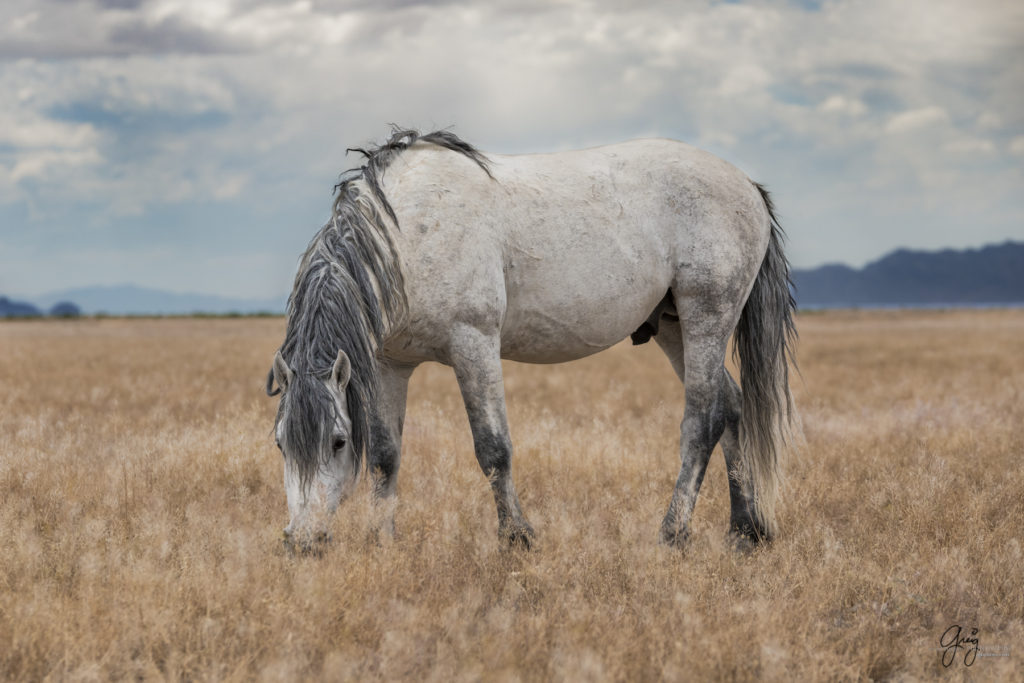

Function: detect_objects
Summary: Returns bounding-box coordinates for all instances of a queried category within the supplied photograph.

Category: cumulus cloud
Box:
[818,95,867,117]
[885,106,950,135]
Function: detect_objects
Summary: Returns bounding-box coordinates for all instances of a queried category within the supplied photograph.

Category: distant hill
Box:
[32,285,285,316]
[48,301,82,317]
[0,296,42,317]
[792,241,1024,307]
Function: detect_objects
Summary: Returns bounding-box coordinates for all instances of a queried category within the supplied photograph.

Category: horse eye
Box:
[332,437,347,452]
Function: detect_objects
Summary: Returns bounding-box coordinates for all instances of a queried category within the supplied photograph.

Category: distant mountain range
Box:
[791,241,1024,307]
[2,242,1022,317]
[0,296,49,317]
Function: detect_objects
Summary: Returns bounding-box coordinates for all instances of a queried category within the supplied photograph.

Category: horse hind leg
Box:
[719,372,771,548]
[654,300,736,548]
[656,334,762,548]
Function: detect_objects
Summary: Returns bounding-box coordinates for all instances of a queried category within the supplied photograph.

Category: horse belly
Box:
[499,237,673,363]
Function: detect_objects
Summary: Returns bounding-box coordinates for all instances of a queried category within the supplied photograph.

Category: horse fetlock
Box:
[369,518,397,546]
[495,491,534,549]
[659,500,693,548]
[368,490,398,540]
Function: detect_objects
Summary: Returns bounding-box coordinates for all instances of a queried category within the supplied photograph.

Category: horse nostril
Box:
[282,528,292,539]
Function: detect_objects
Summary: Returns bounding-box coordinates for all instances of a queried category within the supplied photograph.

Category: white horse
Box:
[268,129,797,552]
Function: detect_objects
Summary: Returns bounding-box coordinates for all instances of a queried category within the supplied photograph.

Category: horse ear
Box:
[332,349,351,389]
[271,351,293,394]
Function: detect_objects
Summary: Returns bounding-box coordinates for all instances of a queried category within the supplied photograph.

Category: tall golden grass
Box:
[1,310,1021,680]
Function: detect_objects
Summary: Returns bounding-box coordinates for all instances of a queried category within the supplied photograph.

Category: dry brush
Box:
[0,311,1021,680]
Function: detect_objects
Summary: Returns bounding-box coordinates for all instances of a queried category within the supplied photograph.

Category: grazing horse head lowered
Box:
[267,130,457,551]
[270,349,357,550]
[268,127,798,555]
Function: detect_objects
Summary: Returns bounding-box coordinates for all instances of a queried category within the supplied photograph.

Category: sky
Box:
[1,0,1022,300]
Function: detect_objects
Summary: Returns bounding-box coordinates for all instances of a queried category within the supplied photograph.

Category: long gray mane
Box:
[269,128,491,487]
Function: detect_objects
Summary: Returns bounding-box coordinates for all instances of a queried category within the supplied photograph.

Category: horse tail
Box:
[732,182,799,539]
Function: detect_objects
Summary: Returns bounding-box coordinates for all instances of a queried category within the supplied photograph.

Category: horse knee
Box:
[368,422,402,495]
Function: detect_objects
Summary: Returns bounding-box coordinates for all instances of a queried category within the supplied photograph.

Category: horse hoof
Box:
[369,525,396,547]
[501,525,535,550]
[727,533,758,554]
[283,536,330,558]
[659,526,690,549]
[729,520,773,549]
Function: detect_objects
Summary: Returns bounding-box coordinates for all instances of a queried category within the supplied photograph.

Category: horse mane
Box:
[270,127,491,488]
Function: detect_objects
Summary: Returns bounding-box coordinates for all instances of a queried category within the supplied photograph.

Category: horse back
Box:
[381,139,769,364]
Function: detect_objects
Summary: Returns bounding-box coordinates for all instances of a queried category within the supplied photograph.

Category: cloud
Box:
[885,106,950,135]
[0,0,1022,297]
[0,0,249,59]
[717,64,773,97]
[106,14,245,55]
[818,95,867,117]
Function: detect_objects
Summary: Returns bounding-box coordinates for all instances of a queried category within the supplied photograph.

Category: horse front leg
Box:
[368,361,415,539]
[449,325,534,548]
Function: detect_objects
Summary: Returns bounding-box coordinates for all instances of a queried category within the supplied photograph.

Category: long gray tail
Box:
[732,182,798,538]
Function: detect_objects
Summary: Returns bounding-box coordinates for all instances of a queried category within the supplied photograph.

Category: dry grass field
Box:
[1,310,1021,680]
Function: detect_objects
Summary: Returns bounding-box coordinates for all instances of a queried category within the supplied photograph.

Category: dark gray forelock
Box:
[277,372,340,491]
[275,240,384,489]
